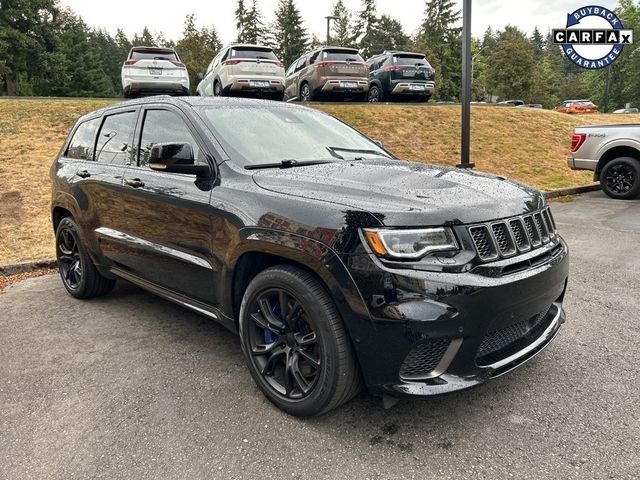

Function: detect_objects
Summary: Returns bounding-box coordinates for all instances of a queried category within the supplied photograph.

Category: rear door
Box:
[285,55,307,98]
[80,109,139,267]
[124,48,184,80]
[117,106,217,303]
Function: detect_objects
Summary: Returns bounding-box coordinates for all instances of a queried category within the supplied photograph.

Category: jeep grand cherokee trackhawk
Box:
[51,96,569,417]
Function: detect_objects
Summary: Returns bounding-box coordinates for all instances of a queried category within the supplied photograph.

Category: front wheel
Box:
[239,266,362,417]
[299,83,312,102]
[214,81,224,97]
[601,157,640,200]
[55,217,115,299]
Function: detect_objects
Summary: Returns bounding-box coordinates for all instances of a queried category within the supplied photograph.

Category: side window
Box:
[221,48,230,62]
[286,58,299,76]
[66,118,100,160]
[309,51,320,64]
[294,56,307,73]
[95,111,136,165]
[138,109,202,167]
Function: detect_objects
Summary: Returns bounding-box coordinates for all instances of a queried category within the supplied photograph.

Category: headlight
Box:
[363,227,459,260]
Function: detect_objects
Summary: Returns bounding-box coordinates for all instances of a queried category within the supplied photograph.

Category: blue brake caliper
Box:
[263,298,280,344]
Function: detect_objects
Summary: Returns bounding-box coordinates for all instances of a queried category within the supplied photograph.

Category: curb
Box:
[0,259,57,276]
[543,182,601,199]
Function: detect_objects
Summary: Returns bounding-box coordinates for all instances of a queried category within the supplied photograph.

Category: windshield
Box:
[198,106,391,167]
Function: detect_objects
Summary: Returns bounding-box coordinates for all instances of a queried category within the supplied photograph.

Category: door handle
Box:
[125,178,145,188]
[76,170,91,178]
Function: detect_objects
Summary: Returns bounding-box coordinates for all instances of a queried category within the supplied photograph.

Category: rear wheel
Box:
[299,82,312,102]
[239,266,362,417]
[55,217,115,299]
[368,85,382,102]
[601,157,640,200]
[214,81,223,97]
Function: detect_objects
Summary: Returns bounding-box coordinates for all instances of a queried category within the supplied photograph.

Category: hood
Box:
[251,159,544,226]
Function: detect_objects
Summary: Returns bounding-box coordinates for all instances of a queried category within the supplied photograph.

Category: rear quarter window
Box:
[66,118,101,160]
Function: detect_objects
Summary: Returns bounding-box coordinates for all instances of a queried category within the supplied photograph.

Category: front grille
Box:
[476,306,553,366]
[468,208,557,262]
[399,339,451,380]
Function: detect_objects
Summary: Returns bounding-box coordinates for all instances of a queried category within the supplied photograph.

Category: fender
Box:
[223,227,374,351]
[596,137,640,164]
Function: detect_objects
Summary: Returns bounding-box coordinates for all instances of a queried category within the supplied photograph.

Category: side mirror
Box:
[148,142,211,176]
[196,72,204,81]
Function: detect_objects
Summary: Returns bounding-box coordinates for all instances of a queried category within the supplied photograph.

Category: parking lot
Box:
[1,191,639,480]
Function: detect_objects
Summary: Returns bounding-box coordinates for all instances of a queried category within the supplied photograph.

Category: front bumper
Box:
[567,156,597,171]
[342,236,569,397]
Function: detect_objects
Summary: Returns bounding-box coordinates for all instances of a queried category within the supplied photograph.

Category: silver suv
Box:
[121,47,190,98]
[196,44,285,100]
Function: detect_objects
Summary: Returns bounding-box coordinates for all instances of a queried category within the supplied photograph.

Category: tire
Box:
[600,157,640,200]
[55,217,115,299]
[368,85,382,102]
[214,81,224,97]
[299,82,312,102]
[239,265,362,417]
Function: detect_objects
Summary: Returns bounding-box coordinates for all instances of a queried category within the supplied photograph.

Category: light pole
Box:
[457,0,474,169]
[325,15,338,45]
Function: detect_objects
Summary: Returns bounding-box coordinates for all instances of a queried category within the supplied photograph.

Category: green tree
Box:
[132,27,156,46]
[487,26,536,100]
[330,0,353,47]
[531,26,545,57]
[241,0,265,45]
[272,0,308,67]
[175,14,222,93]
[353,0,379,58]
[416,0,462,100]
[373,15,409,52]
[0,0,59,95]
[235,0,247,42]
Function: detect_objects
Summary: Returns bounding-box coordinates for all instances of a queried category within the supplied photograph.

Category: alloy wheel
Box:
[247,288,321,399]
[605,163,636,195]
[300,84,311,102]
[57,226,83,290]
[368,87,380,102]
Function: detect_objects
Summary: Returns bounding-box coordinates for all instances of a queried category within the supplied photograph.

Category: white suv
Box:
[196,44,285,100]
[121,47,190,98]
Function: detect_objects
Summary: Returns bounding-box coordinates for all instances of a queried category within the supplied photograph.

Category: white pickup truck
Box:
[568,124,640,199]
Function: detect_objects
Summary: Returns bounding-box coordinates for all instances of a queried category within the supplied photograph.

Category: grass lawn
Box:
[1,97,638,264]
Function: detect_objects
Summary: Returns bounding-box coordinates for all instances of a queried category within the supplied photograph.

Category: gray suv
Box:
[284,47,369,102]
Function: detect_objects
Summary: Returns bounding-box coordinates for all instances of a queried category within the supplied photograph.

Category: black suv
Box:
[366,51,436,102]
[51,96,569,417]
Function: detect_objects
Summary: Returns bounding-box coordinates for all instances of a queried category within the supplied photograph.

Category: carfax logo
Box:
[553,5,633,69]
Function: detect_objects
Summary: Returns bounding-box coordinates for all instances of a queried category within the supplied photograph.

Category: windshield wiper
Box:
[244,159,334,170]
[325,146,391,160]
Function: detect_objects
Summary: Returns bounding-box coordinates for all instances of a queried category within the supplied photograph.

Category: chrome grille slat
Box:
[468,208,559,262]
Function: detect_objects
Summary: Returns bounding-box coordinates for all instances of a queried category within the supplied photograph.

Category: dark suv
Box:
[366,51,435,102]
[51,96,569,417]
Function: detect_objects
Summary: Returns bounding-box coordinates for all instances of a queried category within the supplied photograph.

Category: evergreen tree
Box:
[353,0,379,58]
[531,26,545,57]
[132,27,156,46]
[272,0,308,67]
[374,15,409,52]
[487,26,536,101]
[330,0,353,47]
[241,0,264,45]
[235,0,247,42]
[176,14,222,93]
[416,0,462,100]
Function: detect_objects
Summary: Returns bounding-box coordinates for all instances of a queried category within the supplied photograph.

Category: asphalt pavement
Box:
[1,191,639,480]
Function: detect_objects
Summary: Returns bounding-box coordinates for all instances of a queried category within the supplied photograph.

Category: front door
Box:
[116,106,217,304]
